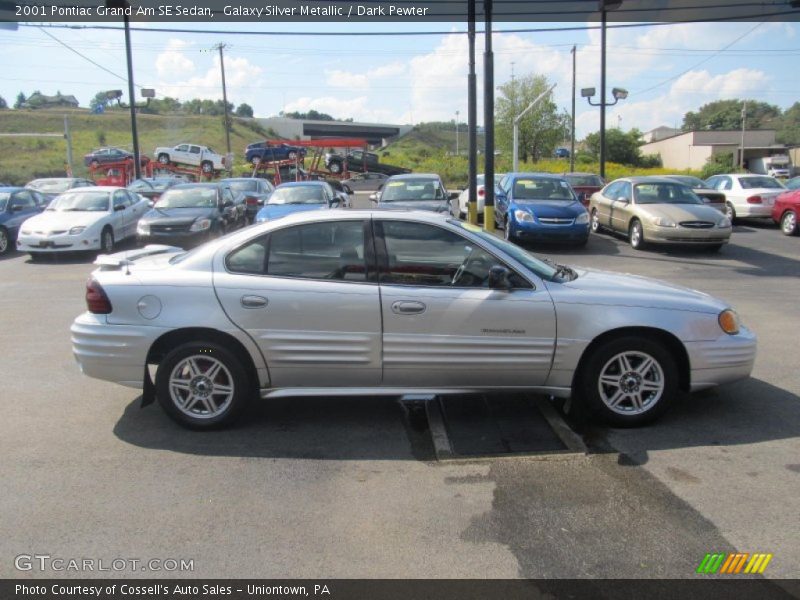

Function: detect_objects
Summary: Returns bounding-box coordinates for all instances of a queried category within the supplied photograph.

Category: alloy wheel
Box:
[781,211,797,235]
[597,351,665,416]
[168,355,235,419]
[0,229,8,254]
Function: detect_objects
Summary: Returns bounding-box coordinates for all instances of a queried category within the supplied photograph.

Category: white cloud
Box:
[154,39,196,81]
[325,61,408,90]
[283,95,403,123]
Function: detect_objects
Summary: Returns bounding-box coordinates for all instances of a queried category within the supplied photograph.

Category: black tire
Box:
[578,336,678,427]
[780,210,798,236]
[590,208,603,233]
[328,161,342,174]
[29,252,45,262]
[629,219,646,250]
[201,161,213,174]
[100,227,114,254]
[157,153,170,165]
[90,160,100,168]
[156,341,251,429]
[288,151,298,160]
[251,156,261,166]
[725,202,737,223]
[0,227,9,255]
[504,217,515,242]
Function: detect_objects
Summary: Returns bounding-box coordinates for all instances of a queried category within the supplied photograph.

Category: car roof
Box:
[561,172,601,177]
[386,173,441,181]
[0,186,24,192]
[171,183,220,189]
[276,181,328,188]
[509,172,567,179]
[617,176,693,184]
[67,186,120,192]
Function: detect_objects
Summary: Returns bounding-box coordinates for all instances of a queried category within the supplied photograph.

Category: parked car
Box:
[83,147,133,167]
[255,181,340,223]
[245,141,307,165]
[771,188,800,236]
[589,177,732,251]
[494,173,590,246]
[17,186,149,257]
[0,187,48,254]
[663,175,726,213]
[220,177,275,223]
[704,174,785,222]
[554,147,570,158]
[26,177,96,202]
[341,172,388,192]
[456,173,506,219]
[325,150,410,176]
[127,177,184,203]
[137,183,245,248]
[71,209,756,429]
[560,172,604,207]
[154,144,225,174]
[325,179,354,208]
[370,174,454,214]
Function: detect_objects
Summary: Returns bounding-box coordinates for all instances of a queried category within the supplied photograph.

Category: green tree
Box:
[583,128,644,165]
[235,103,254,118]
[683,99,781,131]
[142,96,182,114]
[776,101,800,145]
[496,74,568,162]
[13,92,25,109]
[90,91,111,111]
[701,152,737,179]
[0,96,7,109]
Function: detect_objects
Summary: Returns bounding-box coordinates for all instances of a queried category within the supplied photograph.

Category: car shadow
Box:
[113,394,437,461]
[567,378,800,467]
[22,239,139,265]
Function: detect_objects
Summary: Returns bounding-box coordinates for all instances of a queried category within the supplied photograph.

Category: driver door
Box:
[374,218,556,387]
[609,181,633,233]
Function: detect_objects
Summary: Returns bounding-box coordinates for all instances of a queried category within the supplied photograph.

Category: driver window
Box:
[380,221,510,288]
[619,182,632,201]
[113,190,129,209]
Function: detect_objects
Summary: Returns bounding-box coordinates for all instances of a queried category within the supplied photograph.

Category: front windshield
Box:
[381,179,444,202]
[268,186,325,205]
[512,177,575,201]
[226,180,258,193]
[634,183,703,205]
[156,187,217,208]
[48,191,109,212]
[28,179,71,193]
[449,220,558,280]
[738,176,784,190]
[564,175,604,187]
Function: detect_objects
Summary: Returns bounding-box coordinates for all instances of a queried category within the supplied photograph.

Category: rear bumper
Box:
[685,327,757,391]
[71,313,163,389]
[734,203,774,218]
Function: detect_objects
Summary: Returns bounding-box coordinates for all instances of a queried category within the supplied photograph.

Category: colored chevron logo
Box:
[696,552,773,574]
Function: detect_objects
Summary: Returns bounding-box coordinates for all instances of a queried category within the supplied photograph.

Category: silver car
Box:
[71,210,756,429]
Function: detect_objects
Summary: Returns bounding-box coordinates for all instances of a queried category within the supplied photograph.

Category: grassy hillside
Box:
[0,109,274,185]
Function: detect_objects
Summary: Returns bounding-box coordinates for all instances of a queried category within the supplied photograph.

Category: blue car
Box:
[494,173,590,246]
[245,141,307,165]
[255,181,339,223]
[0,187,48,254]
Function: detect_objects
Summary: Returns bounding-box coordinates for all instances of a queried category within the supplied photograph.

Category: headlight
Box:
[718,309,741,335]
[21,229,31,236]
[68,226,86,235]
[717,216,732,228]
[256,215,269,224]
[514,209,534,223]
[137,221,150,235]
[575,212,590,225]
[651,216,677,227]
[189,218,211,232]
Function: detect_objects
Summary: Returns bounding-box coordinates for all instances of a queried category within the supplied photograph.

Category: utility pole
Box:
[455,110,460,156]
[600,8,607,179]
[467,0,478,225]
[63,115,74,176]
[118,4,141,179]
[213,42,233,174]
[570,45,576,172]
[740,100,747,169]
[483,0,496,233]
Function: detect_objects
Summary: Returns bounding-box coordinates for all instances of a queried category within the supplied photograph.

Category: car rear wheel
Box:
[157,154,170,165]
[156,342,250,429]
[288,151,298,160]
[251,156,261,166]
[201,161,213,174]
[629,219,646,250]
[590,208,602,233]
[328,161,342,174]
[0,227,9,254]
[780,210,798,236]
[579,336,678,427]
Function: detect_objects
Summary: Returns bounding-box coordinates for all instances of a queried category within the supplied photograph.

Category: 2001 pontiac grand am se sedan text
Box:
[70,210,756,429]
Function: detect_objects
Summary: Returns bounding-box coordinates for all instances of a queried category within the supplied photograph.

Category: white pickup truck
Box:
[154,143,226,174]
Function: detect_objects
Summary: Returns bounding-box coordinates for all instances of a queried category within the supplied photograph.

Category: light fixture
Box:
[581,87,596,98]
[612,87,628,100]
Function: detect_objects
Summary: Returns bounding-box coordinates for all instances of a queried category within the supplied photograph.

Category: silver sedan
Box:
[71,210,756,429]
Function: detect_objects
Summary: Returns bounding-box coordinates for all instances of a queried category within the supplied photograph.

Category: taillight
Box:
[86,278,112,314]
[478,188,485,197]
[245,196,258,205]
[747,195,762,204]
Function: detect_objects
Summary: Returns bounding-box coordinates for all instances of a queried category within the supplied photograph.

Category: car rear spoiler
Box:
[94,245,183,270]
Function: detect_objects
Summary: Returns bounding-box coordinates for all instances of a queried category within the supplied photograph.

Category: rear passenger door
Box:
[213,219,382,387]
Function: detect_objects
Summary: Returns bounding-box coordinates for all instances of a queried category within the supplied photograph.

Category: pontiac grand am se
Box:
[70,210,756,429]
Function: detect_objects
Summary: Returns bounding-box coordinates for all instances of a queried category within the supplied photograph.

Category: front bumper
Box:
[685,326,757,391]
[138,229,209,249]
[71,313,163,389]
[17,231,101,253]
[514,220,590,243]
[643,225,730,244]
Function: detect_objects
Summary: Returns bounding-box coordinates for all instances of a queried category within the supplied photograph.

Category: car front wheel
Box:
[781,210,798,236]
[629,219,645,250]
[579,336,678,426]
[100,228,114,254]
[590,208,602,233]
[156,342,250,429]
[157,154,170,165]
[725,202,737,223]
[0,227,9,254]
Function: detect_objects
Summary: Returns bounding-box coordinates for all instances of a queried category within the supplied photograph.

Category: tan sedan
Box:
[589,176,733,251]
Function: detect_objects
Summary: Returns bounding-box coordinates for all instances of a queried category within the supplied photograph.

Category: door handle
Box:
[391,300,426,315]
[240,295,268,309]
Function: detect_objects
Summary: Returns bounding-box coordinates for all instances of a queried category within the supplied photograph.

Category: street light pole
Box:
[512,84,557,172]
[740,101,747,169]
[455,110,460,156]
[214,42,233,175]
[483,0,496,233]
[570,45,576,172]
[467,0,478,225]
[598,0,622,179]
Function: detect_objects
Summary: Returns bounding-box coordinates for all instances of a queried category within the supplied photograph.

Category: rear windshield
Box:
[381,179,444,202]
[564,175,604,187]
[27,179,72,193]
[738,176,784,190]
[268,186,325,205]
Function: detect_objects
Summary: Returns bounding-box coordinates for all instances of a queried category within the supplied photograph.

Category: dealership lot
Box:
[0,218,798,580]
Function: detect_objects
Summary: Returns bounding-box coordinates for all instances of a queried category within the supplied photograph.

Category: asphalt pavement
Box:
[0,215,797,582]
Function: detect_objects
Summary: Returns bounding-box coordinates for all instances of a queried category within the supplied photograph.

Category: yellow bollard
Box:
[484,205,496,233]
[467,201,478,225]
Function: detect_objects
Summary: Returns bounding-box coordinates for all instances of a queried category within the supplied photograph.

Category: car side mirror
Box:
[369,193,378,203]
[616,196,629,203]
[329,198,341,208]
[488,265,512,290]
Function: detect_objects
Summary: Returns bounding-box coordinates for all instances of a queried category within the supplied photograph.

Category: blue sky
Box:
[1,20,798,138]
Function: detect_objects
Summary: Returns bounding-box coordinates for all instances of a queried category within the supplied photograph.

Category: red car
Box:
[561,172,604,207]
[772,189,799,235]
